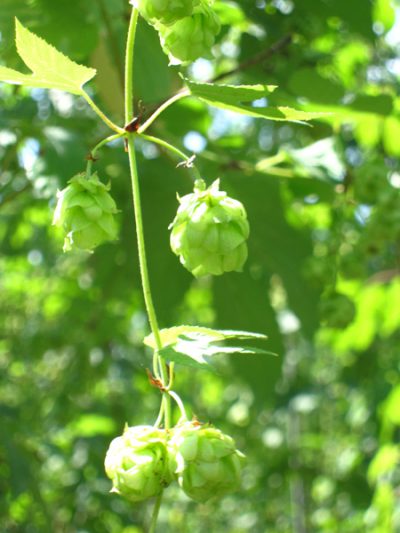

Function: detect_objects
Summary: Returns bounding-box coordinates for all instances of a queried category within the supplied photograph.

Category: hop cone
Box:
[131,0,196,26]
[105,425,173,502]
[169,179,249,277]
[53,173,118,252]
[159,4,220,65]
[168,422,244,502]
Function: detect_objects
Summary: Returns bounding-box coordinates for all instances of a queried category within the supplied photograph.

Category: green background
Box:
[1,0,400,531]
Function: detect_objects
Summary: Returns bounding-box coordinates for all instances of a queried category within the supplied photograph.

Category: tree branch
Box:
[211,33,293,83]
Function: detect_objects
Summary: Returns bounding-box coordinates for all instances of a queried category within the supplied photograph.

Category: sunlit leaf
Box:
[383,116,400,156]
[144,325,267,349]
[373,0,396,32]
[144,325,273,370]
[368,444,399,484]
[382,385,400,426]
[68,414,116,438]
[185,79,328,123]
[0,18,96,94]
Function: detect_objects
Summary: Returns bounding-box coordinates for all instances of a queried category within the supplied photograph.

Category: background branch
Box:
[211,33,293,83]
[140,34,293,129]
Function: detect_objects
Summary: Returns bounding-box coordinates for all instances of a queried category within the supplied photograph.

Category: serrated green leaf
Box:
[157,343,213,371]
[185,79,328,123]
[232,105,330,123]
[158,339,276,371]
[144,325,267,349]
[214,329,268,340]
[0,19,96,94]
[145,325,273,371]
[0,66,34,86]
[185,80,278,103]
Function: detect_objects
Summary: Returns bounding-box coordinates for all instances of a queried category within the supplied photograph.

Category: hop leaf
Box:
[158,4,221,65]
[131,0,195,26]
[105,425,174,502]
[168,421,244,502]
[0,19,96,94]
[53,173,118,252]
[169,178,249,277]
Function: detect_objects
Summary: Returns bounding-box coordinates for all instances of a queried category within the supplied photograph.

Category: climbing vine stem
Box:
[124,8,171,426]
[86,133,124,176]
[138,89,190,134]
[139,133,201,181]
[149,492,164,533]
[81,91,124,134]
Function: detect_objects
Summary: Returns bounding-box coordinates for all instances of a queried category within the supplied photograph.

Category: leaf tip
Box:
[14,17,26,38]
[14,17,22,41]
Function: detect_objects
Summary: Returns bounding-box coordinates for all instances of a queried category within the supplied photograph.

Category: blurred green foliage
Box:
[1,0,400,531]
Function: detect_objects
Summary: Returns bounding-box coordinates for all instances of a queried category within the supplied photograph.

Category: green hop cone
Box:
[158,3,221,65]
[131,0,195,26]
[53,172,118,252]
[105,425,174,502]
[169,178,249,277]
[168,421,244,502]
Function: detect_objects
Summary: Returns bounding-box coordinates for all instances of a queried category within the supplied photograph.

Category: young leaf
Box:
[144,326,275,371]
[0,19,96,95]
[185,79,328,123]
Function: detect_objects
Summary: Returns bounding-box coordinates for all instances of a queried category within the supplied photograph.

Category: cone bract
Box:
[159,4,220,65]
[105,425,173,502]
[131,0,195,26]
[169,179,249,277]
[53,173,118,252]
[168,422,244,502]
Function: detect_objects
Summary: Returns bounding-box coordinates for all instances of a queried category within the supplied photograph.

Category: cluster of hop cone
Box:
[54,176,250,278]
[53,172,250,503]
[105,421,244,503]
[131,0,221,65]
